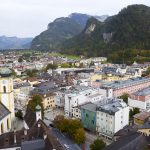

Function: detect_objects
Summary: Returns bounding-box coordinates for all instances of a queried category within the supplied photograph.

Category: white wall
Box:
[128,97,146,110]
[0,115,11,135]
[65,88,99,117]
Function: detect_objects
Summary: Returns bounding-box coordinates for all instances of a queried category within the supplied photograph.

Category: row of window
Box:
[1,118,10,134]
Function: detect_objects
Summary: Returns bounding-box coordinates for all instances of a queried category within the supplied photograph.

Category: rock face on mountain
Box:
[0,36,32,49]
[31,17,83,50]
[31,13,108,50]
[62,5,150,57]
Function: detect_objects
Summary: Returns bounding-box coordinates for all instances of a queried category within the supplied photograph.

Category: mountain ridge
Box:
[0,36,33,49]
[31,13,108,50]
[61,4,150,62]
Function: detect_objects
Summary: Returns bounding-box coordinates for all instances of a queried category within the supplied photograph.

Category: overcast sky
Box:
[0,0,149,38]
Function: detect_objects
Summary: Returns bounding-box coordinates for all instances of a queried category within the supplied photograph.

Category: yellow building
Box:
[0,68,15,135]
[91,73,128,82]
[133,112,150,125]
[40,93,56,109]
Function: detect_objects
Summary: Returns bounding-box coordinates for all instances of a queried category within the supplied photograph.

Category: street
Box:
[51,128,82,150]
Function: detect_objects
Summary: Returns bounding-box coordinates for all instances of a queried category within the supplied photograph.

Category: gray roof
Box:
[14,82,31,89]
[0,102,10,120]
[32,81,58,94]
[133,86,150,96]
[138,121,150,129]
[0,68,12,76]
[97,99,127,115]
[81,103,97,112]
[22,139,45,150]
[102,77,150,90]
[104,132,148,150]
[102,67,118,73]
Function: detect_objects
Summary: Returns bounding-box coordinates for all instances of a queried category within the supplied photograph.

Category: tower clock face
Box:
[2,80,7,84]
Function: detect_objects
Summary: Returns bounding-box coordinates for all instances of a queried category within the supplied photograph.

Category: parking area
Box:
[44,108,65,121]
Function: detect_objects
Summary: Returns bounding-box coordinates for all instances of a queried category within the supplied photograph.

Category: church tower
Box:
[0,68,15,119]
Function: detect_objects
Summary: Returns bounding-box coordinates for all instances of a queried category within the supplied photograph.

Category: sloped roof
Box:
[24,108,36,128]
[0,102,10,121]
[0,120,64,150]
[104,132,148,150]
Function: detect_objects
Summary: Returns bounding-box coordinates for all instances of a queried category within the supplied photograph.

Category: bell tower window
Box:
[3,86,6,93]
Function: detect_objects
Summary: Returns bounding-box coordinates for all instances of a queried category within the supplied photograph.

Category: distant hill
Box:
[62,5,150,63]
[31,13,108,50]
[0,36,32,49]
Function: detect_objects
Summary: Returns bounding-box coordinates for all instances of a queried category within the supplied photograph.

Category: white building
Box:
[128,87,150,111]
[72,93,105,119]
[64,86,100,117]
[96,99,129,139]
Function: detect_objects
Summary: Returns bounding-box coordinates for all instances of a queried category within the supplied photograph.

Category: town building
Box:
[96,99,129,139]
[133,111,150,125]
[40,93,56,109]
[0,118,64,150]
[64,86,100,117]
[81,103,97,132]
[101,77,150,97]
[0,68,15,135]
[128,87,150,111]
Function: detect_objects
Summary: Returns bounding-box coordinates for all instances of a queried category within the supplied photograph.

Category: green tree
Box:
[129,108,140,119]
[45,63,58,71]
[11,69,17,77]
[61,63,70,68]
[15,110,23,120]
[26,69,38,77]
[90,139,106,150]
[53,115,85,144]
[18,57,23,63]
[145,67,150,76]
[74,128,86,144]
[27,95,44,117]
[120,93,129,103]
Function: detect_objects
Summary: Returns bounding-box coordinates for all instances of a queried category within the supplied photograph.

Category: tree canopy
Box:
[27,95,44,117]
[90,139,106,150]
[129,108,140,119]
[45,63,58,71]
[53,115,85,144]
[119,93,129,103]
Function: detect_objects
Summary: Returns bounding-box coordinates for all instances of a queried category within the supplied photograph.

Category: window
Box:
[1,123,4,134]
[7,118,10,130]
[92,120,94,124]
[3,86,6,93]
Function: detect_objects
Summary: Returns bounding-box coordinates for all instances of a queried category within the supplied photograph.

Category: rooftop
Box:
[0,102,10,121]
[133,86,150,96]
[134,112,150,121]
[102,77,150,89]
[0,120,64,150]
[96,99,127,115]
[104,132,148,150]
[138,121,150,129]
[81,103,97,112]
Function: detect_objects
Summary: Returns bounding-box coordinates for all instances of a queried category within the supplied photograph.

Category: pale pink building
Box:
[101,77,150,97]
